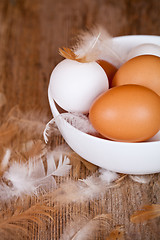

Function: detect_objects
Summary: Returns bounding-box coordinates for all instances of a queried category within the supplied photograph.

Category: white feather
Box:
[46,152,71,177]
[53,170,120,204]
[73,26,123,67]
[1,152,71,201]
[99,168,119,183]
[59,112,97,134]
[74,26,110,61]
[129,175,152,184]
[4,161,40,195]
[43,112,97,142]
[46,151,56,175]
[53,155,71,176]
[43,118,60,144]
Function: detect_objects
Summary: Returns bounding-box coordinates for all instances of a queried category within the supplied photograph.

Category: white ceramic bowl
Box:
[48,35,160,175]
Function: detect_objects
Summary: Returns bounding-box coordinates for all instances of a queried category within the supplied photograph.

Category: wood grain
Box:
[0,0,160,239]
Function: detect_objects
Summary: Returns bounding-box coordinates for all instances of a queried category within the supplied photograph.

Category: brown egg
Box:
[97,60,117,88]
[89,85,160,142]
[112,55,160,95]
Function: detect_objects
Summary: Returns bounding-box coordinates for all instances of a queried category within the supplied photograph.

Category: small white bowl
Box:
[48,35,160,175]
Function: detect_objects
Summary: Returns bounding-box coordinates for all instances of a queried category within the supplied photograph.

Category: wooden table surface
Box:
[0,0,160,239]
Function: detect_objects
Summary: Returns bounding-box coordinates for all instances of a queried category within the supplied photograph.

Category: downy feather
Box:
[99,168,119,183]
[49,169,119,204]
[129,175,152,184]
[0,152,71,201]
[43,118,60,144]
[52,143,98,174]
[43,113,97,144]
[73,26,123,67]
[59,112,97,134]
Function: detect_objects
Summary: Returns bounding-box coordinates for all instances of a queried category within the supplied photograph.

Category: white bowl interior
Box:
[48,35,160,175]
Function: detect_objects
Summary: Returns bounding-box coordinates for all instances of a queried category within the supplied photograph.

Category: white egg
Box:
[50,59,108,113]
[126,43,160,61]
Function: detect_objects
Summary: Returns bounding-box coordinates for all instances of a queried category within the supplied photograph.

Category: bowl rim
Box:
[112,34,160,44]
[113,34,160,39]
